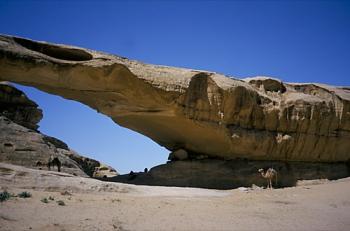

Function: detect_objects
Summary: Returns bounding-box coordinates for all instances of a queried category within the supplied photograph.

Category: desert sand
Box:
[1,162,350,231]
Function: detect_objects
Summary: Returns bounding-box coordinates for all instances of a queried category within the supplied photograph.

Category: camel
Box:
[258,168,278,189]
[47,155,61,172]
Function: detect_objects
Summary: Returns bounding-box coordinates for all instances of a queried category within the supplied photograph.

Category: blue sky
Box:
[0,0,349,173]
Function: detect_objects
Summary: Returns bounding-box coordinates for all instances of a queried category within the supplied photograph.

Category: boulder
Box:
[0,35,349,163]
[168,149,188,161]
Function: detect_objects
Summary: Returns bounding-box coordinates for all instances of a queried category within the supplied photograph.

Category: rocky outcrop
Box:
[0,82,42,130]
[0,83,117,177]
[0,35,349,163]
[107,159,350,189]
[244,77,286,93]
[92,164,119,178]
[0,115,89,176]
[65,151,118,178]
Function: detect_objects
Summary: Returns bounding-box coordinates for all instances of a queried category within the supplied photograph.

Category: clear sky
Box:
[0,0,349,173]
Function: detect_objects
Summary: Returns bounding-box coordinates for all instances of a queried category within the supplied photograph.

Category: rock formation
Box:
[0,82,117,177]
[107,159,349,189]
[0,82,42,130]
[168,149,188,161]
[93,164,119,178]
[0,35,349,164]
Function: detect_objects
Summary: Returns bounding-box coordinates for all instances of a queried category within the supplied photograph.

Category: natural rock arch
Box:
[0,34,349,163]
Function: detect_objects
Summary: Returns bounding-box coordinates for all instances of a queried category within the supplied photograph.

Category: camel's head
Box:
[258,168,264,173]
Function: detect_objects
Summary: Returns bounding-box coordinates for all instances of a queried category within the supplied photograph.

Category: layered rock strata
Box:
[0,82,42,130]
[0,35,349,163]
[0,82,117,177]
[108,159,350,189]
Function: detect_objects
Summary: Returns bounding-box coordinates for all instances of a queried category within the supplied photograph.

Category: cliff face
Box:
[0,82,42,130]
[0,82,117,177]
[0,35,349,163]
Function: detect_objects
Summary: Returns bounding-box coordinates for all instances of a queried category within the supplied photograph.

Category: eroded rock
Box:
[93,164,118,178]
[244,76,286,93]
[0,35,349,163]
[168,149,188,161]
[0,115,88,176]
[107,159,350,189]
[0,82,42,130]
[0,83,117,177]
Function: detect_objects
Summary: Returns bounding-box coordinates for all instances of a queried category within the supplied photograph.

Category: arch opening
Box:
[8,84,169,174]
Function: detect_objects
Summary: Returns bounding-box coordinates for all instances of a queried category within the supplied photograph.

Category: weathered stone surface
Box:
[0,35,349,163]
[0,115,118,177]
[0,82,42,130]
[0,83,117,177]
[0,115,89,176]
[168,149,188,161]
[108,159,350,189]
[244,76,286,93]
[92,164,118,178]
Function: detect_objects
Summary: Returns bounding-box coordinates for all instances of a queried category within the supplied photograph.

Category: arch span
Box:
[1,34,350,163]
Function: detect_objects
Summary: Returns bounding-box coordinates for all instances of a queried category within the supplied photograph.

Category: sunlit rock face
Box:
[0,35,349,163]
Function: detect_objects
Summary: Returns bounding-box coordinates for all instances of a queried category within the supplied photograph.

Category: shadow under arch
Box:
[105,159,350,190]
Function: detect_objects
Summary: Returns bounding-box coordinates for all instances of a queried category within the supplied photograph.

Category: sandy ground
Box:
[0,163,349,231]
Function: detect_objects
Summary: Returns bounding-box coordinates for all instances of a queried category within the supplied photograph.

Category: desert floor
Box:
[0,163,349,231]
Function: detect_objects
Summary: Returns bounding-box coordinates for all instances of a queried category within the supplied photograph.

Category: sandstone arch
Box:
[0,34,349,163]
